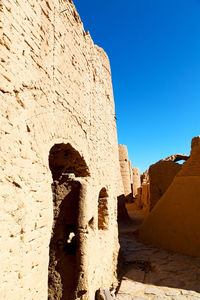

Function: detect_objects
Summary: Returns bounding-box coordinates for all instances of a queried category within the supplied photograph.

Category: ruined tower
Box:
[0,1,123,299]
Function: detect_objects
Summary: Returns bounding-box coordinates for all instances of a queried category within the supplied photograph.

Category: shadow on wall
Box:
[98,188,109,230]
[48,178,81,300]
[117,194,131,222]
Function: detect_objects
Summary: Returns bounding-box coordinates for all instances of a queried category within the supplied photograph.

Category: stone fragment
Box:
[96,288,114,300]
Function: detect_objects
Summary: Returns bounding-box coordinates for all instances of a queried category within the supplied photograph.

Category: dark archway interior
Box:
[49,143,90,181]
[48,143,89,300]
[98,188,109,230]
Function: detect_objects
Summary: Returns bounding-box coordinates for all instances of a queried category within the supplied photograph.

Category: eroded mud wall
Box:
[118,145,132,197]
[0,1,123,299]
[149,160,182,210]
[132,167,141,197]
[140,136,200,257]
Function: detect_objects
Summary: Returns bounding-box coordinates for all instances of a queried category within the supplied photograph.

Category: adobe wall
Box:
[118,145,132,197]
[135,170,150,210]
[132,167,141,197]
[136,160,181,211]
[141,170,149,185]
[0,1,123,299]
[149,160,181,210]
[140,136,200,257]
[135,184,150,210]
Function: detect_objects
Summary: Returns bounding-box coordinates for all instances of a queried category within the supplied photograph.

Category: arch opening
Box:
[48,143,89,300]
[49,143,90,181]
[98,188,109,231]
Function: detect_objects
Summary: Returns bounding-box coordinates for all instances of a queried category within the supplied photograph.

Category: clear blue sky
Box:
[73,0,200,173]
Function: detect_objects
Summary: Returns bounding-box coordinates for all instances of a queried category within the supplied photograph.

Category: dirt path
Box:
[116,206,200,300]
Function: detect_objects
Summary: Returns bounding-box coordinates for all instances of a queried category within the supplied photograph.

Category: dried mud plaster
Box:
[0,1,123,299]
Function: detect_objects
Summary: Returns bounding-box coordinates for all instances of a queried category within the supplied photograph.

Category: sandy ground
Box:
[116,203,200,300]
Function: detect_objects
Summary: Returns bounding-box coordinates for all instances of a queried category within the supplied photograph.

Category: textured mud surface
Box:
[117,208,200,300]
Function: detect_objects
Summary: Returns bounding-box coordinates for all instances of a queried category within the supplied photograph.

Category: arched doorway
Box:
[98,188,109,231]
[48,143,89,300]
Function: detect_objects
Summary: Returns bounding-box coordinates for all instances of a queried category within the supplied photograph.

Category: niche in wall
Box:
[48,143,89,300]
[98,188,109,230]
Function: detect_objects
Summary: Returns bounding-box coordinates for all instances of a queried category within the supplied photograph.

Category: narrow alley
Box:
[117,204,200,300]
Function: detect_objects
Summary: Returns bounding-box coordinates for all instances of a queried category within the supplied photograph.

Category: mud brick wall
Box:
[0,1,123,299]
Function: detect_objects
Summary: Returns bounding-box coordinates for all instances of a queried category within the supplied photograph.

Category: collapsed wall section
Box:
[140,136,200,257]
[149,160,182,210]
[0,1,123,299]
[136,157,184,211]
